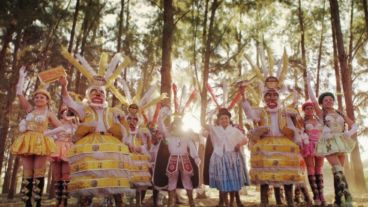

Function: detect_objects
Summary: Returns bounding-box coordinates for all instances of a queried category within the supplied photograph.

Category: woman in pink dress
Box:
[301,101,325,206]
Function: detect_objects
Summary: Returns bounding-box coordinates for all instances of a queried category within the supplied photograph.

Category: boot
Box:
[284,184,294,207]
[274,187,283,205]
[61,181,69,207]
[339,171,353,206]
[187,189,196,207]
[167,190,176,207]
[33,177,45,207]
[21,178,33,207]
[113,194,123,207]
[315,174,326,206]
[78,196,93,207]
[54,181,63,206]
[293,186,302,204]
[300,185,312,206]
[152,189,159,207]
[308,175,321,205]
[260,184,269,206]
[135,190,142,207]
[333,171,342,206]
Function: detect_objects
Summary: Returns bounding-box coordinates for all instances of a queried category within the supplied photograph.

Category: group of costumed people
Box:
[10,49,358,207]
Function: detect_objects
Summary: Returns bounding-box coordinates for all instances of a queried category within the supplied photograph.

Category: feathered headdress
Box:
[60,47,131,104]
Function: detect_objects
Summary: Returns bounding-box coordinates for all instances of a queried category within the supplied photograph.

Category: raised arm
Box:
[342,113,358,138]
[157,106,170,138]
[59,76,85,119]
[48,111,62,128]
[306,73,322,117]
[16,66,32,112]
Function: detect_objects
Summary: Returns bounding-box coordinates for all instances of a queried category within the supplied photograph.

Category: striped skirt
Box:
[209,151,248,192]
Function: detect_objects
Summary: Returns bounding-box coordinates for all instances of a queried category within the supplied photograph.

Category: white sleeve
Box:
[188,139,199,159]
[63,95,85,119]
[241,100,260,122]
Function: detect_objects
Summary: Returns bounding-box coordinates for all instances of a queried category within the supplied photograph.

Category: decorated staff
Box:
[307,73,357,206]
[203,82,249,207]
[241,49,306,207]
[12,66,62,207]
[153,84,200,207]
[59,51,131,207]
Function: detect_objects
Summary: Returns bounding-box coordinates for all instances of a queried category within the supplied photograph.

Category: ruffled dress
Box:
[301,122,323,157]
[50,124,75,161]
[12,109,56,156]
[315,113,355,156]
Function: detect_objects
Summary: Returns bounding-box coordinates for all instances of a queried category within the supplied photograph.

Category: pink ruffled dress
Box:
[50,124,75,161]
[301,122,323,157]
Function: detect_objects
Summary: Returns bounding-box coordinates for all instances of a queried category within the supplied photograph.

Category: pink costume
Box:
[50,124,75,161]
[301,122,323,157]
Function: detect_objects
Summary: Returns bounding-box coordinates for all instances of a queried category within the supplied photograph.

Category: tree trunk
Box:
[298,0,308,100]
[331,25,343,111]
[363,0,368,35]
[2,153,15,194]
[200,0,220,126]
[315,0,326,96]
[0,28,22,176]
[112,0,125,106]
[0,24,15,74]
[66,0,80,87]
[160,0,174,99]
[329,0,367,192]
[7,157,19,199]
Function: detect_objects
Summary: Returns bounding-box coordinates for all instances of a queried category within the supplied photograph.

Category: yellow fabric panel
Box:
[250,170,305,184]
[70,160,131,173]
[69,178,130,191]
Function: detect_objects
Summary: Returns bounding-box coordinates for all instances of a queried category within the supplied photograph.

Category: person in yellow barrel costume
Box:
[59,75,131,207]
[241,76,306,207]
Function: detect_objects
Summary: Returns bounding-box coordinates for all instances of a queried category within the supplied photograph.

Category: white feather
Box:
[258,45,268,78]
[139,85,156,107]
[120,79,132,104]
[105,53,122,79]
[276,59,283,78]
[222,81,228,107]
[179,85,186,109]
[75,54,97,76]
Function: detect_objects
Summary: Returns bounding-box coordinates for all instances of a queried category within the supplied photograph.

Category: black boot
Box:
[333,171,342,206]
[21,178,33,207]
[315,174,326,206]
[284,184,294,207]
[274,187,283,205]
[113,194,123,207]
[260,184,269,206]
[338,171,353,206]
[61,181,69,207]
[152,189,159,207]
[308,175,321,205]
[54,181,63,206]
[293,186,302,204]
[32,177,45,207]
[300,185,312,206]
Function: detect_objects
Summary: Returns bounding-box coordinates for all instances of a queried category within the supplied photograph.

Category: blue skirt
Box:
[209,151,249,192]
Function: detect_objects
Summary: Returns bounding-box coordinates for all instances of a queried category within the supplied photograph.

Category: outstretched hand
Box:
[19,66,27,78]
[59,76,68,87]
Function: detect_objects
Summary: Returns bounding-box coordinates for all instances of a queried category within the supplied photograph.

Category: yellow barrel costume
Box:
[249,109,306,186]
[67,106,131,196]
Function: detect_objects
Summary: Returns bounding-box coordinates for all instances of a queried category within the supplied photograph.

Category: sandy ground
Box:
[0,185,367,207]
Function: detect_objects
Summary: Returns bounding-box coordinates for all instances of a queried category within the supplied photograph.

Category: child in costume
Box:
[12,66,62,207]
[47,105,78,207]
[307,74,357,206]
[300,100,326,206]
